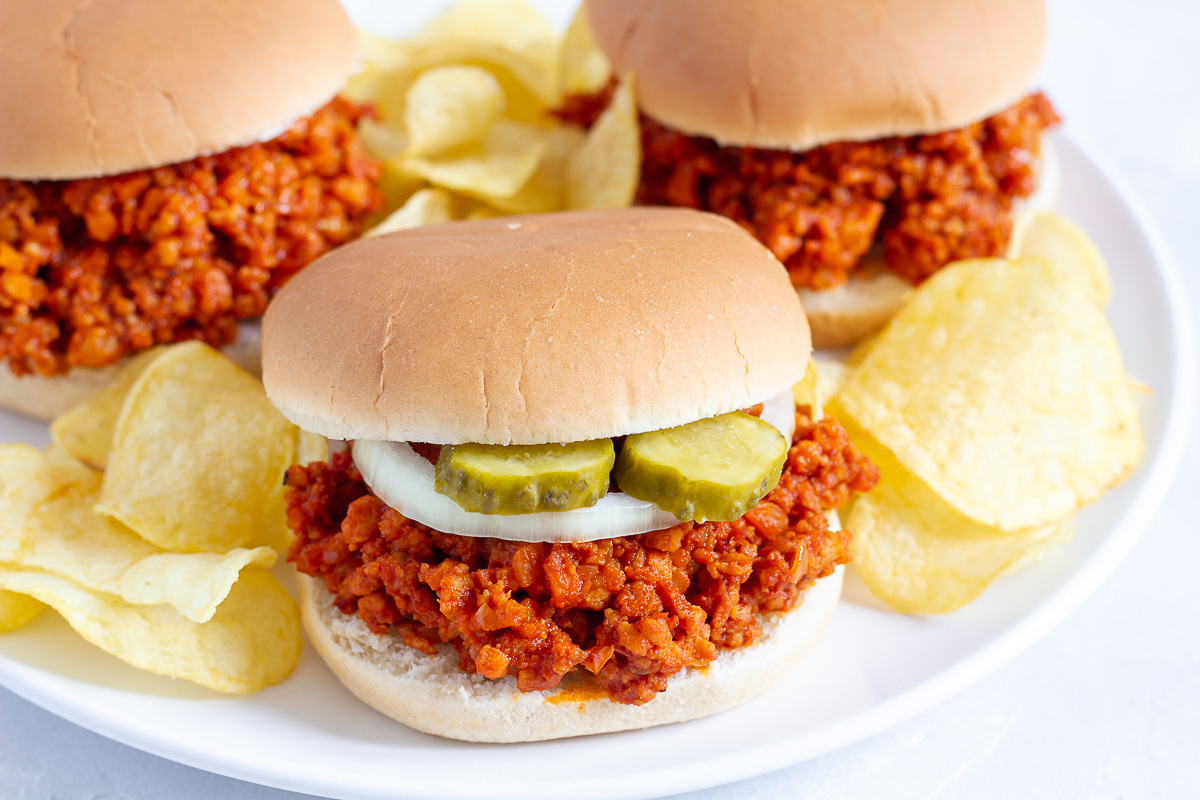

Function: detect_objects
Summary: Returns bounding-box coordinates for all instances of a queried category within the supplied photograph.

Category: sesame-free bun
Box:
[0,323,262,421]
[585,0,1046,151]
[297,562,843,742]
[0,0,358,180]
[263,208,812,445]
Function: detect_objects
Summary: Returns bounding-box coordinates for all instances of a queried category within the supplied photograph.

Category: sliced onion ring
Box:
[758,386,797,444]
[351,389,799,543]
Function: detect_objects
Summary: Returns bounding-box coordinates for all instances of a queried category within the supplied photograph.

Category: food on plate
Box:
[0,0,385,419]
[0,342,315,691]
[0,345,319,695]
[565,0,1060,346]
[345,1,640,231]
[263,207,879,741]
[828,255,1143,613]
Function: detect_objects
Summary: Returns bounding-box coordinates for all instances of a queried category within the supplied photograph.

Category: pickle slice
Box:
[614,412,787,523]
[435,439,615,515]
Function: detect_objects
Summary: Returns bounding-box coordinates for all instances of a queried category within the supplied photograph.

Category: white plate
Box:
[0,112,1192,800]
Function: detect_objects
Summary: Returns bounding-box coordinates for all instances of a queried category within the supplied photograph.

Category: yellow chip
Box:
[404,65,506,157]
[835,258,1143,531]
[0,590,43,633]
[843,422,1071,614]
[566,78,640,210]
[297,431,330,465]
[560,4,611,96]
[358,117,410,161]
[0,567,300,694]
[96,342,298,552]
[485,124,585,214]
[50,347,162,469]
[366,188,456,238]
[412,0,559,107]
[1010,211,1112,307]
[849,483,1072,614]
[399,119,547,200]
[0,444,275,623]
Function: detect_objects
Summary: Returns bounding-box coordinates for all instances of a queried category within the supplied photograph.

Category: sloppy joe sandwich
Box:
[0,0,385,418]
[564,0,1060,346]
[263,207,878,742]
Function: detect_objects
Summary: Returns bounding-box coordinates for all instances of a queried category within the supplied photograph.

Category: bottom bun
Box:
[298,536,844,742]
[0,322,263,421]
[799,261,911,349]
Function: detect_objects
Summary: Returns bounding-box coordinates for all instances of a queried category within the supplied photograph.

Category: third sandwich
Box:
[263,207,879,741]
[0,0,385,417]
[566,0,1060,346]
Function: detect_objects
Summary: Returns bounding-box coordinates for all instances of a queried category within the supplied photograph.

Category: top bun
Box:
[0,0,358,180]
[263,208,811,445]
[585,0,1047,150]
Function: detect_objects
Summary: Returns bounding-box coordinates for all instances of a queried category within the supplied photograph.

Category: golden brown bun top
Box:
[0,0,358,180]
[263,208,811,445]
[585,0,1047,150]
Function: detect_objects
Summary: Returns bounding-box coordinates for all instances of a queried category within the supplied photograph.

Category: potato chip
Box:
[1010,211,1112,307]
[485,124,585,214]
[836,258,1142,531]
[96,342,298,552]
[399,119,547,200]
[566,78,640,209]
[0,567,300,694]
[50,347,162,469]
[842,420,1071,613]
[297,431,329,465]
[412,0,560,107]
[0,590,43,633]
[358,118,410,161]
[560,4,611,96]
[0,444,275,623]
[366,188,456,238]
[404,66,506,157]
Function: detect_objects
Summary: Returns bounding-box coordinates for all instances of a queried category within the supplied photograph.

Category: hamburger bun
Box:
[263,207,812,444]
[296,552,844,742]
[0,0,358,181]
[585,0,1046,151]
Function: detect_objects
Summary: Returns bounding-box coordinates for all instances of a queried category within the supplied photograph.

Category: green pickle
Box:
[435,439,615,514]
[614,411,788,523]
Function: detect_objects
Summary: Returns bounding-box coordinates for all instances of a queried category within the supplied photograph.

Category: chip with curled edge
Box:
[0,444,275,624]
[835,257,1142,532]
[95,342,298,553]
[839,419,1072,614]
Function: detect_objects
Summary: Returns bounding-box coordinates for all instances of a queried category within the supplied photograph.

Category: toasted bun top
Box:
[585,0,1047,150]
[263,208,811,445]
[0,0,358,180]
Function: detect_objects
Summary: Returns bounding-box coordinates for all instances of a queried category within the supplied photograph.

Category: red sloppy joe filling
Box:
[286,408,880,705]
[557,87,1060,290]
[0,97,384,377]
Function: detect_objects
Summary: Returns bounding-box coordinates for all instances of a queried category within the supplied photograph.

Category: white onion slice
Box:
[758,387,797,444]
[351,390,799,543]
[352,439,682,542]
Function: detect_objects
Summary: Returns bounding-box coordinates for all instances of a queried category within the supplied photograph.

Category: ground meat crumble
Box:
[285,408,880,705]
[557,87,1060,290]
[0,97,384,376]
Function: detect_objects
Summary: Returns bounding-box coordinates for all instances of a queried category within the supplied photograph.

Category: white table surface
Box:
[3,1,1198,798]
